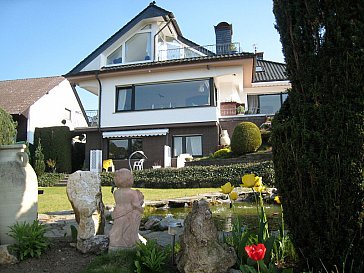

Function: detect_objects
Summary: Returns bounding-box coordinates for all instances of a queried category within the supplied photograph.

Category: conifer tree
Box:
[272,1,364,271]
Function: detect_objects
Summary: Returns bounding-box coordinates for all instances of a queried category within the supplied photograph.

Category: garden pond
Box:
[143,202,282,232]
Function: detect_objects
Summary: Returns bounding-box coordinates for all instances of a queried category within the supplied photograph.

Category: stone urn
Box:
[0,144,38,245]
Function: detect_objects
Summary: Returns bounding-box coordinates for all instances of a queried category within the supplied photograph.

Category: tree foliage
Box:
[0,107,17,145]
[272,1,364,272]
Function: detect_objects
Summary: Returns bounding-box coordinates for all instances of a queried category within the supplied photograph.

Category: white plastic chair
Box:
[133,159,145,170]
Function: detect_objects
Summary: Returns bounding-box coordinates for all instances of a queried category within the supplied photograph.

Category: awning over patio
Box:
[102,129,169,138]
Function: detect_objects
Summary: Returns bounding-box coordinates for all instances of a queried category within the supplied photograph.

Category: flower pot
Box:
[0,144,38,244]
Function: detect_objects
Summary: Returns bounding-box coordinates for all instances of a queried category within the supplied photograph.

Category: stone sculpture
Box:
[66,171,107,253]
[177,199,237,273]
[108,168,144,251]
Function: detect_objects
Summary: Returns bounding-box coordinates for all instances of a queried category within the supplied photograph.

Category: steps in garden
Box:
[55,175,69,186]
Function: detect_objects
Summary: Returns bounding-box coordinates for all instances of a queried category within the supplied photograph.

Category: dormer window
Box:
[107,45,123,65]
[125,32,152,62]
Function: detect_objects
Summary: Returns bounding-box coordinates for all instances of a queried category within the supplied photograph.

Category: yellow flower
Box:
[254,176,262,187]
[253,185,265,193]
[241,174,256,188]
[274,196,281,204]
[229,191,238,201]
[220,182,234,194]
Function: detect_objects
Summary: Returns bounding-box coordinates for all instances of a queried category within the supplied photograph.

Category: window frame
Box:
[115,78,215,113]
[107,138,143,160]
[172,134,203,157]
[247,92,288,114]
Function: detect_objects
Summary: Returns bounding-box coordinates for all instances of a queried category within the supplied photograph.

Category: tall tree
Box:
[272,0,363,271]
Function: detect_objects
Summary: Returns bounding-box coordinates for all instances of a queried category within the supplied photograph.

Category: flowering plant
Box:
[245,243,266,261]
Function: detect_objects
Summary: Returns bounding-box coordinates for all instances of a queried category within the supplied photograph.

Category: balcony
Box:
[157,42,241,62]
[85,110,98,127]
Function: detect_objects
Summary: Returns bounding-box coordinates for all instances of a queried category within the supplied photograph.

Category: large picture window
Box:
[116,79,213,112]
[125,32,151,63]
[247,93,288,114]
[173,135,202,157]
[108,138,142,160]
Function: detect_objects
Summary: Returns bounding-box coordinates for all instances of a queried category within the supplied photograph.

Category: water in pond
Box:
[144,202,282,232]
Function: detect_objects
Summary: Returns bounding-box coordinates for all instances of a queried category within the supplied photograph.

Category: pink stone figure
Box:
[108,168,144,250]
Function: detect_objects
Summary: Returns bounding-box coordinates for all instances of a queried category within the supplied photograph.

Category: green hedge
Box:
[0,107,17,145]
[100,161,274,188]
[38,173,66,187]
[34,126,72,173]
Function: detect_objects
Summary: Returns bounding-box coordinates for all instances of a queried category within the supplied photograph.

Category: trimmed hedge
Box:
[34,127,72,173]
[38,173,66,187]
[231,122,262,155]
[100,161,274,188]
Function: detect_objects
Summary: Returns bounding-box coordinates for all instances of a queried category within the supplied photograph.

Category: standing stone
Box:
[66,171,105,242]
[177,199,236,273]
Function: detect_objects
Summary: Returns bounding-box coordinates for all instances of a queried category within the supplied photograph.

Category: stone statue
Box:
[108,168,144,251]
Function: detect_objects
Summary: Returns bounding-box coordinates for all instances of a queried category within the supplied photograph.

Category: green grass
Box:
[38,186,220,213]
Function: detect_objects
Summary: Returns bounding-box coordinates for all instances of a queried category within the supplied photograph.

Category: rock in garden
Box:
[177,199,237,273]
[77,235,109,254]
[0,245,18,265]
[66,171,105,240]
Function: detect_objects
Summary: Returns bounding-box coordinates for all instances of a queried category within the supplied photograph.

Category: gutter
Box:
[95,72,103,149]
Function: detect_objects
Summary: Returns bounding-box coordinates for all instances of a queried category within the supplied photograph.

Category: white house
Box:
[0,76,88,144]
[65,2,290,170]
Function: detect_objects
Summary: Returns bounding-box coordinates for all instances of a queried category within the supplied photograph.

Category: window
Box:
[116,87,133,111]
[125,32,151,62]
[247,93,288,114]
[115,79,213,112]
[173,135,202,157]
[108,138,142,160]
[107,45,123,65]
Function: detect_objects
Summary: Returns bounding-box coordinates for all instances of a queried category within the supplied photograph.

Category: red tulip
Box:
[245,244,266,261]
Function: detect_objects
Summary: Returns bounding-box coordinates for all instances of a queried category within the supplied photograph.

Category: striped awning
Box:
[102,129,169,138]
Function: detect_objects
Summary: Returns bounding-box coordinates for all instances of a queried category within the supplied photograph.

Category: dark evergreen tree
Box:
[0,107,17,145]
[272,1,363,271]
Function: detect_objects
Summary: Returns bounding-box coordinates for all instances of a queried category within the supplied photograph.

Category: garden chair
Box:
[133,159,145,170]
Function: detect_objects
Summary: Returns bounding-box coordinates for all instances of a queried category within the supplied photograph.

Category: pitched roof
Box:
[0,76,65,115]
[253,59,287,82]
[67,3,179,76]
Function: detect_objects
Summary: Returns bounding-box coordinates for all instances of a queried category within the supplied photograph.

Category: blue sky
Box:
[0,0,284,110]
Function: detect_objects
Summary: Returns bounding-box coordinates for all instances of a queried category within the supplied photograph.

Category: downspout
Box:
[153,17,175,61]
[95,72,103,149]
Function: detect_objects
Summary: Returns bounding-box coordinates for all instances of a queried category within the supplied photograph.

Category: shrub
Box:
[0,107,17,145]
[38,172,66,187]
[132,161,274,188]
[7,220,49,260]
[34,126,72,173]
[34,139,45,177]
[231,122,262,155]
[213,147,232,158]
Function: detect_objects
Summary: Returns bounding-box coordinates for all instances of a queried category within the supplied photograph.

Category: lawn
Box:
[38,186,220,213]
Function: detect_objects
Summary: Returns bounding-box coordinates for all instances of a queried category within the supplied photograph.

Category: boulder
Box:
[177,199,236,273]
[77,235,109,254]
[66,171,105,240]
[0,245,18,265]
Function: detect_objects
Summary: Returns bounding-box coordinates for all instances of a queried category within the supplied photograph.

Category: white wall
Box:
[27,79,88,144]
[99,66,243,128]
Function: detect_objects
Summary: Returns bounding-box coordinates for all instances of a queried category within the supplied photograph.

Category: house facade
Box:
[0,76,88,144]
[65,3,290,170]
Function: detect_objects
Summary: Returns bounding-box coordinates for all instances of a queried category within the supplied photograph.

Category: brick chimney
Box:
[214,22,232,55]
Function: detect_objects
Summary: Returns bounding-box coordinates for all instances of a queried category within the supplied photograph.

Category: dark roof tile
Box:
[253,59,287,82]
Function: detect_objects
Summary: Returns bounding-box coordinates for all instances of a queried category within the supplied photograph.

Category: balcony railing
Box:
[85,110,98,127]
[157,42,241,62]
